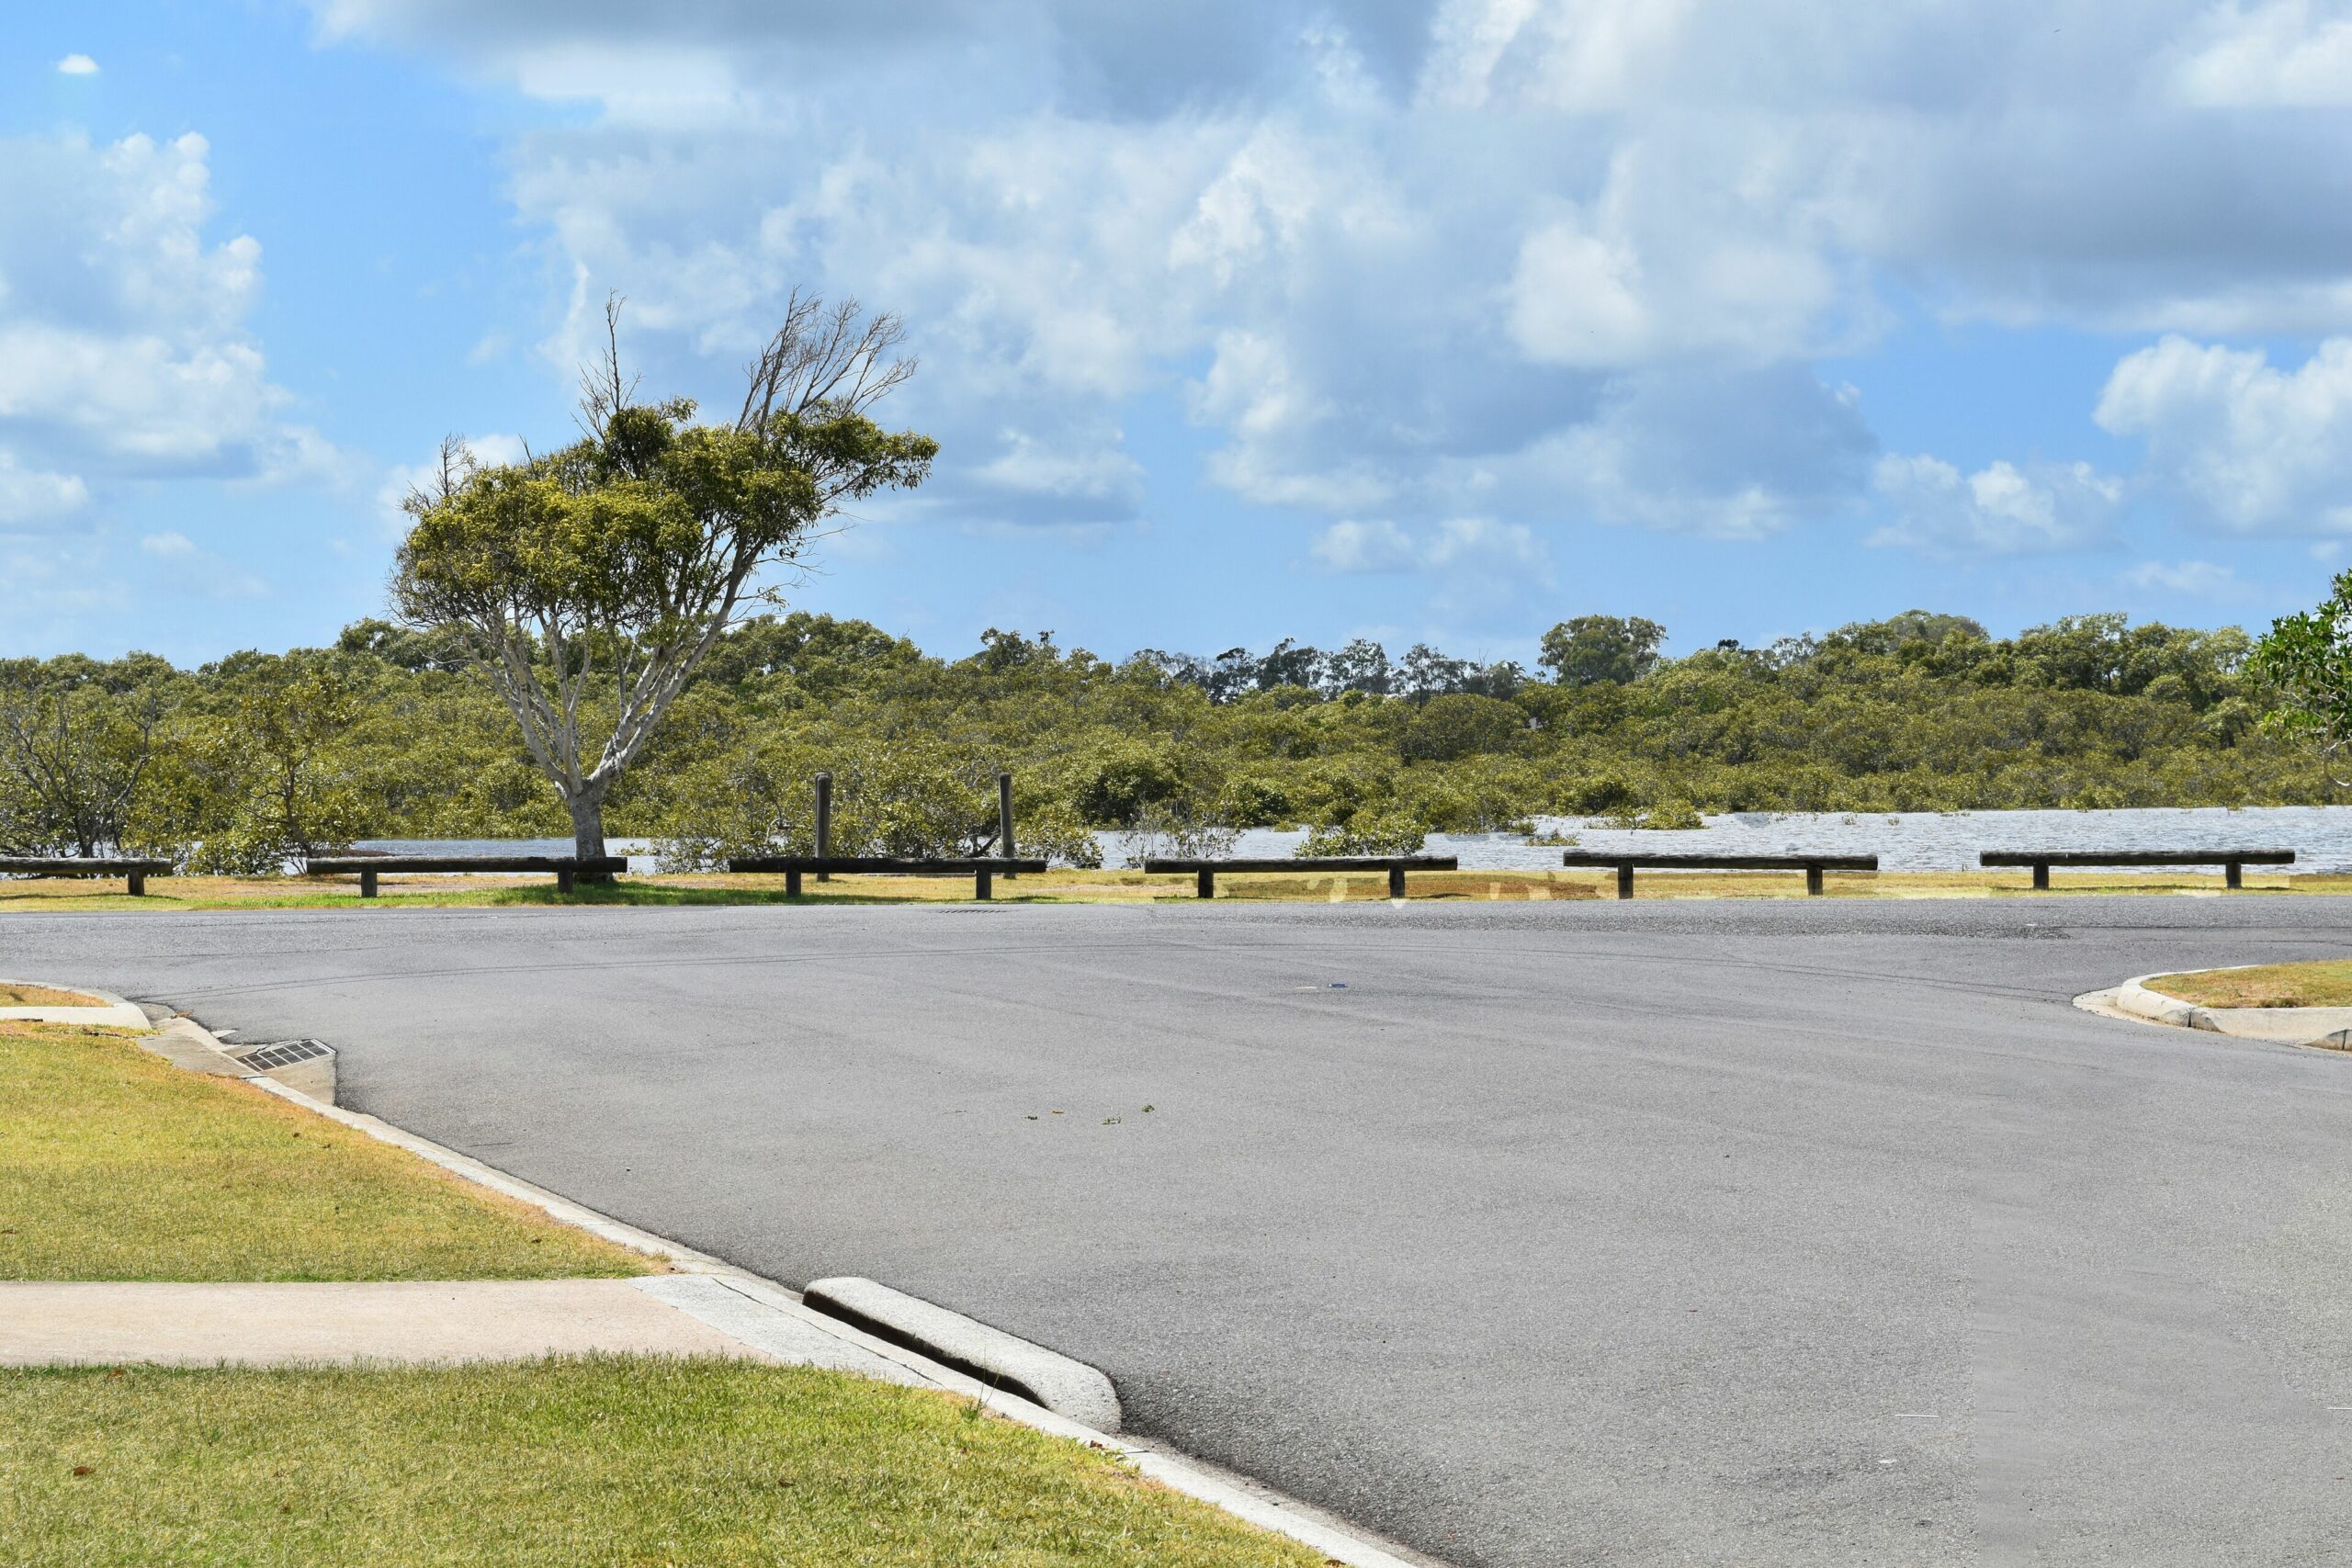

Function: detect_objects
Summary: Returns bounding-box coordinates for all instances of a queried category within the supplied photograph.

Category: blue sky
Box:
[6,2,2352,668]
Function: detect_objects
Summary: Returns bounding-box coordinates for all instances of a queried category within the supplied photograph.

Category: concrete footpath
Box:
[0,1276,919,1379]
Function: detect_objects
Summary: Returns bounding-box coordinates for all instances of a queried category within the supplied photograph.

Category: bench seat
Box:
[1559,852,1880,899]
[727,855,1047,899]
[0,856,175,897]
[1142,855,1459,899]
[305,855,628,897]
[1979,849,2294,889]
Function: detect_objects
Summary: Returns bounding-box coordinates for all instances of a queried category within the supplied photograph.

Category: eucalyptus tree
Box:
[393,295,936,864]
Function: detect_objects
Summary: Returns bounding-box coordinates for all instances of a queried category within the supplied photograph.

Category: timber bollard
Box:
[814,773,832,882]
[998,772,1016,879]
[1387,863,1407,898]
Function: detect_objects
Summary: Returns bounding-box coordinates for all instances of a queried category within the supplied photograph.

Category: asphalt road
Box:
[8,895,2352,1566]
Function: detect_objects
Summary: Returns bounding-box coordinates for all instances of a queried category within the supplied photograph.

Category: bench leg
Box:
[2031,863,2049,891]
[786,869,803,897]
[128,873,145,897]
[1616,864,1634,900]
[557,870,575,894]
[2225,861,2243,890]
[1387,864,1407,899]
[1196,869,1215,899]
[976,869,993,900]
[360,869,378,898]
[1805,866,1824,897]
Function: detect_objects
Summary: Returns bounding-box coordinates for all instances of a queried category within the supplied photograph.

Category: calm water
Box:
[365,807,2352,874]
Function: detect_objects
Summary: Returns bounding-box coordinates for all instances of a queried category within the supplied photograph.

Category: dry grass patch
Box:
[0,1021,651,1281]
[2144,959,2352,1010]
[0,985,103,1007]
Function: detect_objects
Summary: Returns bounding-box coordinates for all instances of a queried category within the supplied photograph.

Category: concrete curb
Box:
[133,1009,1440,1568]
[2084,971,2352,1054]
[803,1275,1122,1431]
[0,979,152,1032]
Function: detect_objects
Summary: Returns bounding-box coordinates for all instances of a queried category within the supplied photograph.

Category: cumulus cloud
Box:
[0,454,89,531]
[54,53,99,75]
[2122,558,2256,598]
[0,130,332,514]
[1868,455,2124,556]
[296,0,2352,570]
[2169,0,2352,106]
[2095,335,2352,534]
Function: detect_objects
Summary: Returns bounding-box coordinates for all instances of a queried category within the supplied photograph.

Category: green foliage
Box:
[391,298,935,856]
[1298,811,1429,856]
[1539,615,1667,687]
[0,604,2325,879]
[2251,570,2352,780]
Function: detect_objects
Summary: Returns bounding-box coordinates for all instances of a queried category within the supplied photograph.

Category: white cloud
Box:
[0,454,89,529]
[2170,0,2352,106]
[300,0,2352,560]
[1868,455,2124,556]
[0,130,332,515]
[54,54,98,75]
[1312,519,1419,573]
[2122,558,2256,598]
[2095,335,2352,534]
[138,530,197,558]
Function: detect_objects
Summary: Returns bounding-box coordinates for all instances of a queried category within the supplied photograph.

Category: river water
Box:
[363,806,2352,875]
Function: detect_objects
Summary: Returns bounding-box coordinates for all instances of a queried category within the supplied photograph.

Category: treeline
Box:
[0,608,2324,869]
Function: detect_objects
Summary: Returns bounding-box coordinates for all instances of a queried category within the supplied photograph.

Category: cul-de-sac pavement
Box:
[11,895,2351,1567]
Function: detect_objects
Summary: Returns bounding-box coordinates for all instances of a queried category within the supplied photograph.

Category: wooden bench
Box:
[0,856,175,897]
[1979,849,2295,890]
[305,855,628,897]
[1560,852,1880,899]
[1143,856,1459,899]
[727,855,1048,900]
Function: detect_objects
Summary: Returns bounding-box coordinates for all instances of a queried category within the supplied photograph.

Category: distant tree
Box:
[1397,643,1472,699]
[1255,638,1324,693]
[2251,571,2352,782]
[1323,638,1392,696]
[0,666,167,857]
[1539,615,1666,687]
[186,655,369,873]
[394,293,935,865]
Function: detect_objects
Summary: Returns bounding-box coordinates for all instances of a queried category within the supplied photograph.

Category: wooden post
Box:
[128,872,146,897]
[786,868,803,897]
[1616,863,1635,900]
[2032,863,2050,891]
[998,772,1016,879]
[814,773,832,882]
[1196,868,1215,899]
[976,868,993,901]
[557,868,575,894]
[1387,863,1407,899]
[2225,860,2244,890]
[361,869,379,898]
[1805,865,1824,897]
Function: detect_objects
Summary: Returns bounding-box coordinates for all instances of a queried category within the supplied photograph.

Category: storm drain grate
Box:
[232,1039,334,1070]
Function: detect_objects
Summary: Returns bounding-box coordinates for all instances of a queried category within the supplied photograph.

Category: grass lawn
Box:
[0,1358,1325,1568]
[0,1021,650,1280]
[0,984,104,1006]
[2144,959,2352,1009]
[2,865,2343,910]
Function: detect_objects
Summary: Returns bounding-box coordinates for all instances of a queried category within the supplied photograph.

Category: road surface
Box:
[7,895,2352,1565]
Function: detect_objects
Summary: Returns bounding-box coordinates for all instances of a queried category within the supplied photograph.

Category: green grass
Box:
[0,1358,1324,1568]
[0,1022,651,1280]
[2144,959,2352,1009]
